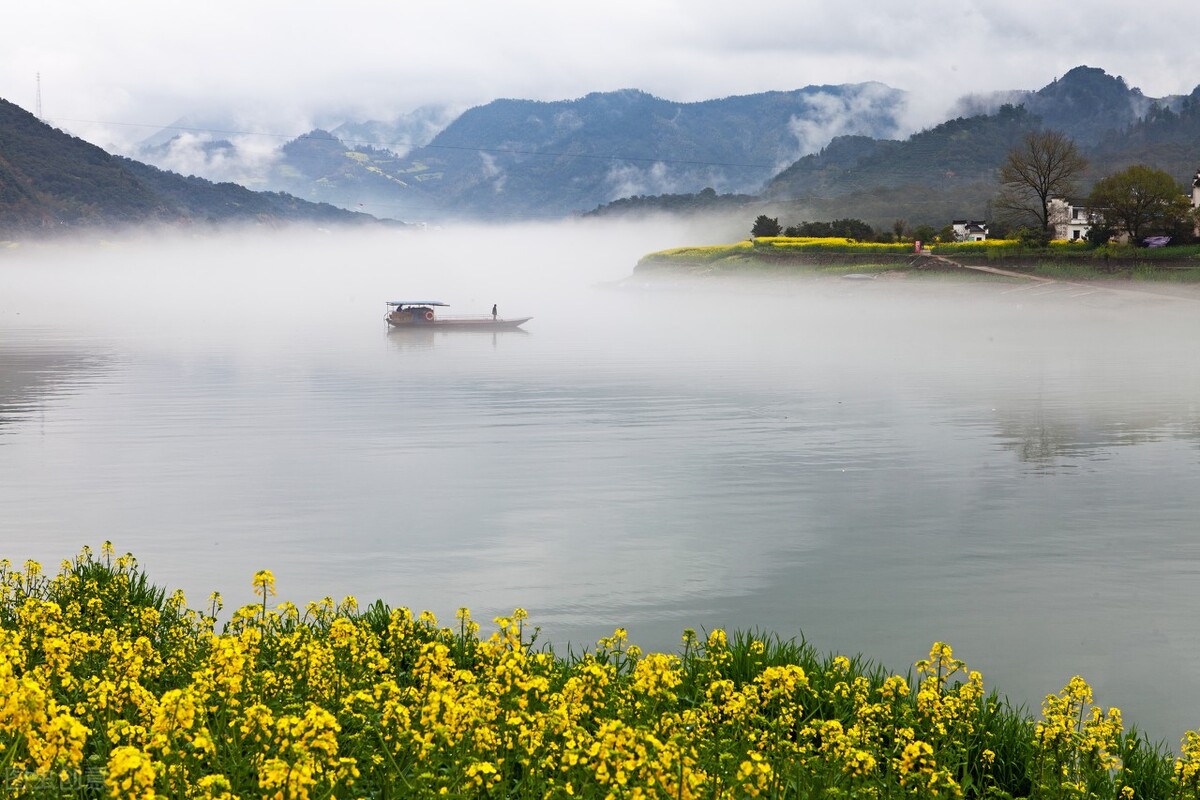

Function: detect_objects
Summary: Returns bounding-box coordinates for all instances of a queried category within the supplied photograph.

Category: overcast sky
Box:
[4,0,1200,154]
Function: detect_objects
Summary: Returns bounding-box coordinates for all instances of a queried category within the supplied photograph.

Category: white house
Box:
[951,219,988,241]
[1048,198,1102,241]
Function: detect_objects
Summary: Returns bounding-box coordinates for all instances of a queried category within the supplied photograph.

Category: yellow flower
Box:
[195,774,238,800]
[105,745,158,799]
[252,570,277,600]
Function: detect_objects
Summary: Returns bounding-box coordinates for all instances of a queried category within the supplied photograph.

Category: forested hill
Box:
[753,74,1200,226]
[0,98,383,236]
[765,104,1039,199]
[1086,85,1200,178]
[951,66,1162,146]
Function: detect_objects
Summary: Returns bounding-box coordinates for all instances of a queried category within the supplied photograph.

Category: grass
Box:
[636,237,1200,283]
[2,547,1199,799]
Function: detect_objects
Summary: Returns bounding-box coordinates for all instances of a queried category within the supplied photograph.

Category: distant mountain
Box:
[330,104,459,154]
[949,66,1169,146]
[262,129,424,215]
[389,85,907,219]
[249,84,907,220]
[132,105,457,196]
[0,99,384,236]
[137,112,243,150]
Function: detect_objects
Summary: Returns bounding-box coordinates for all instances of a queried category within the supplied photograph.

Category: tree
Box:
[783,218,875,239]
[829,218,875,240]
[1087,165,1195,245]
[751,215,781,237]
[912,224,938,245]
[1084,220,1117,246]
[995,130,1088,231]
[1014,226,1052,248]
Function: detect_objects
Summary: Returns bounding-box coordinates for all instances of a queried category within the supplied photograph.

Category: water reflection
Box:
[386,326,530,352]
[993,404,1200,468]
[0,338,110,435]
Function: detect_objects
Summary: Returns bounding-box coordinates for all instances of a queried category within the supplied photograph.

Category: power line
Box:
[46,116,777,171]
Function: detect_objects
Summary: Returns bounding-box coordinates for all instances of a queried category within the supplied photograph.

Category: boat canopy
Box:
[387,301,449,307]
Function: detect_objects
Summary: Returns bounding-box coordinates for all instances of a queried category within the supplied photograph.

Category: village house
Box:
[951,219,988,241]
[1048,198,1102,241]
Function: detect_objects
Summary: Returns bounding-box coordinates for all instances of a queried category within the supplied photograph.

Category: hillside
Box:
[1085,85,1200,179]
[751,104,1039,226]
[0,98,383,236]
[265,129,430,213]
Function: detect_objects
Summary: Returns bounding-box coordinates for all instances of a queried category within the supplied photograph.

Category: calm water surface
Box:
[2,223,1199,745]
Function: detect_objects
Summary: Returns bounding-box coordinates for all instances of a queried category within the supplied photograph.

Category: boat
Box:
[385,301,532,330]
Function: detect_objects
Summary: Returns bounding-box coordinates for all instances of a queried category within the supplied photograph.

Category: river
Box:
[2,220,1198,746]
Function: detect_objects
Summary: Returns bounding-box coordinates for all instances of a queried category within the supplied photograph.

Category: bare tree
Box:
[995,130,1088,232]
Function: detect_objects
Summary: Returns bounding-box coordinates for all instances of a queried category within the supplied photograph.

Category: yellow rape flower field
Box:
[2,547,1199,799]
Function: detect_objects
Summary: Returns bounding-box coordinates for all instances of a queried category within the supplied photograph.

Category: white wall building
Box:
[1048,198,1102,241]
[951,219,988,241]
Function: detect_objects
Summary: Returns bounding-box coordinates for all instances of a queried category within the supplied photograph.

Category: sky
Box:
[4,0,1200,156]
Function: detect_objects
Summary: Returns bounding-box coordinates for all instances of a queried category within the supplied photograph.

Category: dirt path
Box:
[923,253,1200,302]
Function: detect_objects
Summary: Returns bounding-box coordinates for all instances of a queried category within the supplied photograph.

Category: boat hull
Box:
[387,316,532,331]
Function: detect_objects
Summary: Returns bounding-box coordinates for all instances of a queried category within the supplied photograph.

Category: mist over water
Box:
[3,220,1200,746]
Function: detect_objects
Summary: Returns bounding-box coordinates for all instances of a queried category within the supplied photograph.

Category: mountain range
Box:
[125,66,1200,229]
[6,65,1200,235]
[137,83,908,222]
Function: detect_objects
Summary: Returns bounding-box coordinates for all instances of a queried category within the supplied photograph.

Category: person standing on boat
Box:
[492,304,498,320]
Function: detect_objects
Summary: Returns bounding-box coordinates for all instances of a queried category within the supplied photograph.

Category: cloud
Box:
[604,162,683,200]
[144,133,281,188]
[479,152,507,194]
[784,84,906,167]
[3,0,1199,157]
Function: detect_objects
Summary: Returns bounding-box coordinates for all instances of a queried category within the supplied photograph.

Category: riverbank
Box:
[3,547,1199,798]
[634,237,1200,288]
